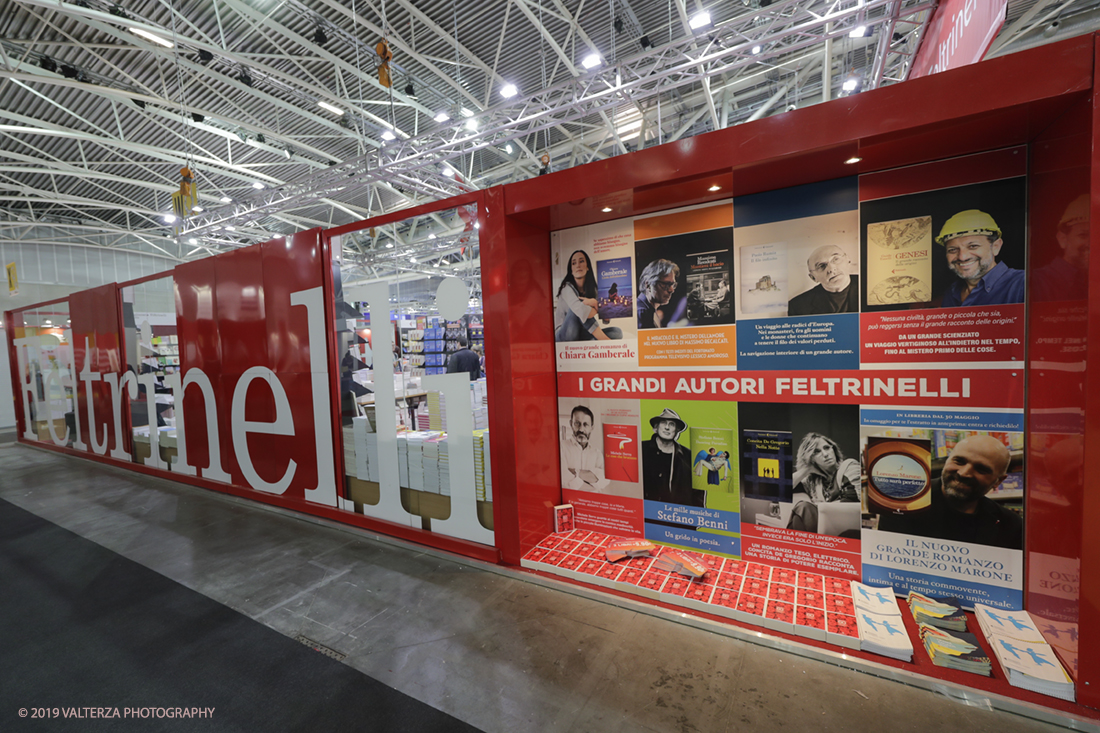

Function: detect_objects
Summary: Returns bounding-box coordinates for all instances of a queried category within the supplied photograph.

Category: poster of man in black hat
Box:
[641,408,701,507]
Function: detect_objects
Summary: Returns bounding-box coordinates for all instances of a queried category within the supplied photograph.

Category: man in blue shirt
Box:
[937,209,1024,307]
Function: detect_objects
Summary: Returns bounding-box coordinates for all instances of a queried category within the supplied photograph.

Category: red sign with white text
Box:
[860,304,1025,364]
[910,0,1007,79]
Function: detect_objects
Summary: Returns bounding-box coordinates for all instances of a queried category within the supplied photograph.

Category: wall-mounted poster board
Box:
[551,148,1026,610]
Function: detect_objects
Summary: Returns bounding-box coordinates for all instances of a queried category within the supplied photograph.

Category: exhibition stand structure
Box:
[5,32,1100,720]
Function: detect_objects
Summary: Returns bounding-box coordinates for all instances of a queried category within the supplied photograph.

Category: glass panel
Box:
[12,303,73,445]
[120,275,178,466]
[332,202,493,545]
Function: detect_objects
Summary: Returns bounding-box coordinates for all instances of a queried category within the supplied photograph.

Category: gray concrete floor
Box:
[0,438,1090,733]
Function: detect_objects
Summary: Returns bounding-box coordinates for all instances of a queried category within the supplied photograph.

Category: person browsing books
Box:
[878,435,1022,549]
[937,210,1024,307]
[787,245,859,316]
[561,405,607,491]
[445,336,481,380]
[554,249,623,342]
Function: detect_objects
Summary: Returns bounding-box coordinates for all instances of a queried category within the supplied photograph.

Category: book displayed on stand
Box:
[906,591,966,631]
[853,581,913,662]
[918,624,992,676]
[975,604,1075,702]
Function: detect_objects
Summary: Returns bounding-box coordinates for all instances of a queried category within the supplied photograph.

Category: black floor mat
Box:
[0,498,481,732]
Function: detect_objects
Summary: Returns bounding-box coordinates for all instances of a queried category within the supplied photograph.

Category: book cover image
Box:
[603,422,639,483]
[691,427,734,492]
[596,257,634,320]
[866,216,933,306]
[738,242,788,317]
[683,249,732,325]
[739,429,793,502]
[865,435,932,514]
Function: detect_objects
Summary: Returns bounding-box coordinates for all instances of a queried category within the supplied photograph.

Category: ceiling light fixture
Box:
[252,182,264,189]
[842,76,860,92]
[465,118,478,131]
[688,11,711,30]
[318,100,344,115]
[381,129,396,141]
[220,196,231,203]
[434,111,450,122]
[163,213,177,223]
[404,82,417,98]
[188,238,198,245]
[581,53,601,69]
[505,143,513,154]
[192,205,204,212]
[849,25,867,38]
[313,27,328,45]
[129,27,174,48]
[500,83,518,98]
[441,166,455,177]
[238,70,252,87]
[752,45,761,55]
[385,242,393,248]
[225,225,236,231]
[429,233,437,239]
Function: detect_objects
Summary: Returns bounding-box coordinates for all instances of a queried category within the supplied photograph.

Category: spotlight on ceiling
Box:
[318,100,344,115]
[39,57,57,73]
[197,49,214,64]
[163,213,177,224]
[132,98,146,109]
[688,12,711,30]
[842,76,860,92]
[313,27,328,45]
[60,64,79,79]
[849,25,867,38]
[252,181,264,189]
[188,238,198,245]
[639,35,652,49]
[220,196,231,203]
[614,17,624,33]
[192,205,204,213]
[255,133,265,144]
[404,82,416,98]
[752,45,761,55]
[381,129,396,141]
[581,53,601,70]
[441,166,455,177]
[129,27,174,48]
[238,69,252,87]
[505,143,513,154]
[191,112,204,123]
[465,117,478,131]
[500,83,518,98]
[434,111,450,122]
[225,225,236,231]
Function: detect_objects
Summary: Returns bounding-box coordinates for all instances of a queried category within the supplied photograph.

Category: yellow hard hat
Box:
[935,209,1000,245]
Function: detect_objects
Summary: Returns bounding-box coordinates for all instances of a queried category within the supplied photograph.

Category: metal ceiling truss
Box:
[1,0,1097,277]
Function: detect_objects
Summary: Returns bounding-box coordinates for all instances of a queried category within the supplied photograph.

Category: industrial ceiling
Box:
[1,0,1097,275]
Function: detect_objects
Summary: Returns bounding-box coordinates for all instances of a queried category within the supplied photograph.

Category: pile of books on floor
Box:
[975,604,1075,702]
[853,582,913,662]
[518,530,859,649]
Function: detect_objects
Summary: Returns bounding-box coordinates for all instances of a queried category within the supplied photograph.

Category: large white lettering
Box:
[230,366,296,495]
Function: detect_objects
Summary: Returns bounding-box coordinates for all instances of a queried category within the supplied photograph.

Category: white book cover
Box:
[852,582,902,617]
[856,611,912,661]
[988,633,1073,685]
[974,604,1045,643]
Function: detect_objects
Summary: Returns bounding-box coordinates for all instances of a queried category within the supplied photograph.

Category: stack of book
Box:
[396,433,410,487]
[436,435,450,496]
[473,429,491,501]
[427,391,446,431]
[918,624,992,675]
[1035,617,1078,681]
[907,592,966,631]
[604,538,655,562]
[421,435,441,494]
[653,550,708,579]
[975,604,1075,702]
[852,582,913,662]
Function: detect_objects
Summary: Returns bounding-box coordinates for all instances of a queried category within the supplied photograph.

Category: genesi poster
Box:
[551,150,1027,609]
